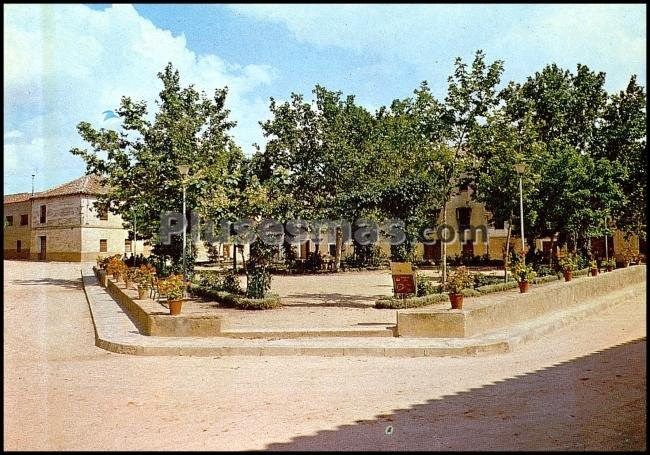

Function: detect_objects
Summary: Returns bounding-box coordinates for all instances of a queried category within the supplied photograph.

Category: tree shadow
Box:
[12,277,82,290]
[266,338,646,451]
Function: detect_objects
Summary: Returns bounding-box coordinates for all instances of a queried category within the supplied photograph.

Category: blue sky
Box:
[4,4,646,194]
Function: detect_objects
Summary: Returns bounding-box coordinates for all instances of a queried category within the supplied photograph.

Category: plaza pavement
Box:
[3,260,646,450]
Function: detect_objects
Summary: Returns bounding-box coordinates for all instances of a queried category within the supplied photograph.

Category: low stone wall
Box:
[94,267,222,337]
[397,265,646,338]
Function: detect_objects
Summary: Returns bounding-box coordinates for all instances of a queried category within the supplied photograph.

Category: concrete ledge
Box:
[397,265,646,338]
[82,267,645,357]
[95,267,222,337]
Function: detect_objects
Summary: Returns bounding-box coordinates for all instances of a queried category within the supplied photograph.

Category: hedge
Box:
[188,284,282,310]
[375,292,449,309]
[475,281,519,294]
[374,267,593,309]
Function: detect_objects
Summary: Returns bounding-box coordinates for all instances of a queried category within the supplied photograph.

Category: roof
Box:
[3,192,31,204]
[31,175,107,200]
[4,175,107,205]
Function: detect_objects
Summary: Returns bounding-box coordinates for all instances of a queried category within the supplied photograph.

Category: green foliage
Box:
[416,275,440,296]
[343,245,388,269]
[472,273,503,288]
[533,264,555,277]
[188,285,281,310]
[374,293,449,309]
[71,63,243,272]
[442,266,474,294]
[222,271,242,294]
[559,254,579,272]
[510,262,537,283]
[531,274,559,285]
[246,267,272,299]
[476,281,519,294]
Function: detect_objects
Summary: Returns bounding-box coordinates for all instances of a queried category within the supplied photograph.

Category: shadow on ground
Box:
[11,278,82,290]
[266,338,647,451]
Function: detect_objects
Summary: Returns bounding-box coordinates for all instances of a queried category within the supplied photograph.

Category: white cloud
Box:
[4,4,277,193]
[231,4,646,93]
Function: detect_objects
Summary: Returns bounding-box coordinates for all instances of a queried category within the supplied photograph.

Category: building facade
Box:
[4,175,148,262]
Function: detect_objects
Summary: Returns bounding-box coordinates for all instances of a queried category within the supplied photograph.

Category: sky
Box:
[3,3,646,194]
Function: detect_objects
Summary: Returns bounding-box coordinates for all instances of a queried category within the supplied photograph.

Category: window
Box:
[99,239,108,252]
[98,204,108,221]
[5,216,13,226]
[329,244,336,256]
[16,240,21,253]
[20,214,28,226]
[124,239,132,253]
[494,218,505,230]
[40,205,46,223]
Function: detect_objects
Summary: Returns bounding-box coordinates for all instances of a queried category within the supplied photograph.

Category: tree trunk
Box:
[504,211,513,283]
[334,226,342,271]
[232,245,237,273]
[548,234,556,268]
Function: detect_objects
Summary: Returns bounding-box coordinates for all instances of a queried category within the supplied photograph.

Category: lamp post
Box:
[514,163,527,264]
[177,165,190,281]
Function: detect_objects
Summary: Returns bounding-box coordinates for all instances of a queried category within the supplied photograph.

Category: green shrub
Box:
[221,271,242,294]
[246,267,272,299]
[416,275,440,296]
[472,273,503,288]
[188,285,281,310]
[532,274,559,285]
[573,267,590,277]
[461,288,482,297]
[534,264,555,277]
[476,281,519,294]
[375,292,449,309]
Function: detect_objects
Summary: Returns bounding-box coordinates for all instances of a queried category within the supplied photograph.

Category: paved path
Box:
[3,260,646,450]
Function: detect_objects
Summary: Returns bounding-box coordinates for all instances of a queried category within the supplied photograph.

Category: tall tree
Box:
[594,76,647,240]
[71,63,242,272]
[417,50,504,281]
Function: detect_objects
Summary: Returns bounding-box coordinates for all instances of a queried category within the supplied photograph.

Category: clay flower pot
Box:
[606,265,613,272]
[563,270,573,282]
[518,281,530,293]
[168,299,183,315]
[137,286,147,300]
[590,268,598,277]
[449,293,463,309]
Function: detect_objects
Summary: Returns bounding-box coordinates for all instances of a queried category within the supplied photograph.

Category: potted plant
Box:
[97,268,108,287]
[559,254,577,282]
[510,262,536,293]
[442,266,473,309]
[589,259,598,277]
[107,256,125,281]
[124,267,138,290]
[158,274,186,315]
[620,247,636,268]
[605,258,616,272]
[135,264,156,300]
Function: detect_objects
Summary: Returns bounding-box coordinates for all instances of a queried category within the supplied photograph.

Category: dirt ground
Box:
[3,260,646,450]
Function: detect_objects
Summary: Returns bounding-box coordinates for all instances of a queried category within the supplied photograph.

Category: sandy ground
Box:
[3,260,646,451]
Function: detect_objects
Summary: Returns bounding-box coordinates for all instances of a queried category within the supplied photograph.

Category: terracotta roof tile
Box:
[3,192,31,204]
[32,175,107,199]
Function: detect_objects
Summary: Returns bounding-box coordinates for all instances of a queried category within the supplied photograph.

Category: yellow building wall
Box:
[3,200,32,259]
